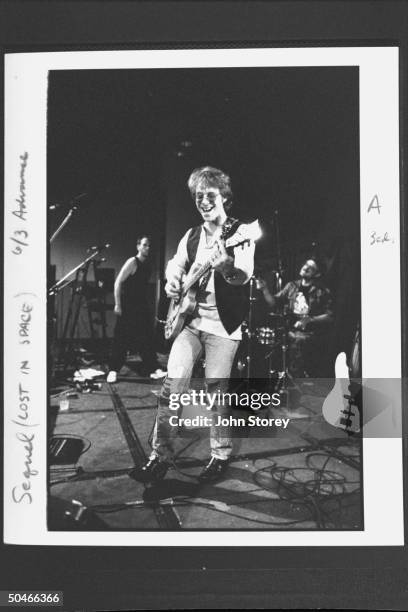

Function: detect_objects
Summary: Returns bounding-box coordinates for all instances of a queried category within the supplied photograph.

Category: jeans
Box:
[151,325,240,461]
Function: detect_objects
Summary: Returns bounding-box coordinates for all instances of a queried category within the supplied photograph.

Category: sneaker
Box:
[198,457,229,483]
[106,371,117,383]
[149,368,167,380]
[129,457,169,483]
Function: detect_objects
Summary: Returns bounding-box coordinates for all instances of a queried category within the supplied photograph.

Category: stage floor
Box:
[49,363,363,531]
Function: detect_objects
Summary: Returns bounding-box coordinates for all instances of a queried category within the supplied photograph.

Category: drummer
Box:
[256,258,334,377]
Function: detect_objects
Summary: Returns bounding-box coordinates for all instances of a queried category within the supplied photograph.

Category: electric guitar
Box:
[322,352,362,435]
[164,219,260,341]
[322,349,395,436]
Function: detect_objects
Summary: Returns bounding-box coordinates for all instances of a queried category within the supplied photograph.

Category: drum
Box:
[255,326,276,346]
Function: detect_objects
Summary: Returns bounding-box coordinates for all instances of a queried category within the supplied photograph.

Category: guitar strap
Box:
[192,217,240,291]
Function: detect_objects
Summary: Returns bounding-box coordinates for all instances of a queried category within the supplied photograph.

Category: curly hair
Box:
[187,166,233,212]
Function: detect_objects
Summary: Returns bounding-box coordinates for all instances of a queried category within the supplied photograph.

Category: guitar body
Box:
[322,352,361,434]
[164,286,198,340]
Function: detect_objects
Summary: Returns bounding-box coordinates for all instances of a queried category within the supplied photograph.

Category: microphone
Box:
[87,243,111,253]
[48,192,87,211]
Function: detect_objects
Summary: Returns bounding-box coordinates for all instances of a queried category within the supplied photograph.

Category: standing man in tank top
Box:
[132,167,255,485]
[107,236,166,383]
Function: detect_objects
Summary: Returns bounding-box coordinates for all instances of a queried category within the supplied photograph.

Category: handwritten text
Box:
[10,152,29,255]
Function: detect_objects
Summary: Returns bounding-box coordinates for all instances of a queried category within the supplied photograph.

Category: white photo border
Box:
[3,47,403,545]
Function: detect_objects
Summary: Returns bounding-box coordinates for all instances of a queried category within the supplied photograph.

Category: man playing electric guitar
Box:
[132,166,255,484]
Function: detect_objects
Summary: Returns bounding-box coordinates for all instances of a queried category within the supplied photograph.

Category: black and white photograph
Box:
[46,65,362,532]
[4,47,403,546]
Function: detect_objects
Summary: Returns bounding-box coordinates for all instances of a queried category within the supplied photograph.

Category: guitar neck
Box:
[179,219,256,295]
[183,259,213,293]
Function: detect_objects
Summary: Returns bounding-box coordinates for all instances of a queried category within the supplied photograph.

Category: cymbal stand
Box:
[274,310,301,408]
[245,275,258,382]
[273,209,284,292]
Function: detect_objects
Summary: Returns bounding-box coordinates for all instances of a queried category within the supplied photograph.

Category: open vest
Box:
[186,223,249,335]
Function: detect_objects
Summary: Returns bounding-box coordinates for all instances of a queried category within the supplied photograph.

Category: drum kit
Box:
[235,208,300,397]
[235,275,299,401]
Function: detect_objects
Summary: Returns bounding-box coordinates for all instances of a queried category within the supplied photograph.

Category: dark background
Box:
[2,1,407,611]
[48,66,360,354]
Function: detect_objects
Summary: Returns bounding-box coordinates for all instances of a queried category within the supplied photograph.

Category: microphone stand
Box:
[273,209,284,292]
[48,193,88,380]
[48,247,107,296]
[49,207,76,244]
[49,193,87,244]
[50,245,109,376]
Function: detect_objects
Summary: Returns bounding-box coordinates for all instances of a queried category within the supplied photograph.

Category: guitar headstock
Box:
[224,219,261,249]
[221,217,240,240]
